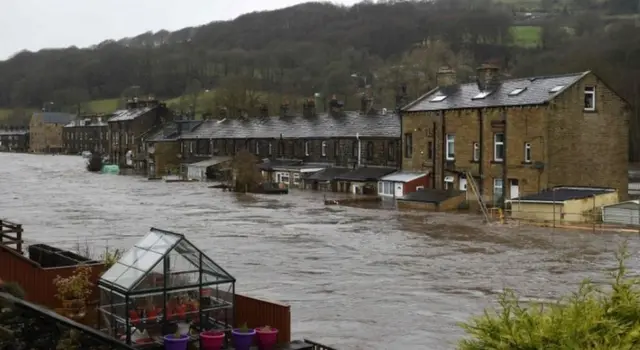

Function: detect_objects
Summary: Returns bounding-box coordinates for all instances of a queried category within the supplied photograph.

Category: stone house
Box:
[172,99,401,189]
[62,115,109,154]
[401,65,629,207]
[29,112,75,153]
[142,119,203,178]
[0,127,29,152]
[107,98,171,168]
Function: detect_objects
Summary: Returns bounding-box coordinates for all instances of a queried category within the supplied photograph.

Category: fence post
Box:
[16,224,23,254]
[552,188,556,231]
[592,194,596,234]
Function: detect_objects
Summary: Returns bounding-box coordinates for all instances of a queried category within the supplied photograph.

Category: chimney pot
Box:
[436,66,457,87]
[476,63,501,92]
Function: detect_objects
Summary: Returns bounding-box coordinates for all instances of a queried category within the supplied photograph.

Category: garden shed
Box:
[601,200,640,226]
[97,227,236,347]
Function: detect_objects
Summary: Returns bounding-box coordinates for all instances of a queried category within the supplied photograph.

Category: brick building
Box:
[29,112,74,153]
[107,98,171,168]
[0,127,29,152]
[62,115,109,154]
[401,65,629,206]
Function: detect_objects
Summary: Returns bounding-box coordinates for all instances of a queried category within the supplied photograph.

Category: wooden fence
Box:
[0,219,24,254]
[236,293,291,343]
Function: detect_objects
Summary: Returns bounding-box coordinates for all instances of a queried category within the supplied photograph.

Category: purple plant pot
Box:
[163,334,189,350]
[231,328,256,350]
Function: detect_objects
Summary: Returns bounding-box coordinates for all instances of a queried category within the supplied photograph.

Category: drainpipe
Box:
[356,132,361,167]
[502,107,508,208]
[478,109,484,196]
[432,121,437,189]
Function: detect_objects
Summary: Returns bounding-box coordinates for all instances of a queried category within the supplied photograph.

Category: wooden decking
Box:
[0,219,23,254]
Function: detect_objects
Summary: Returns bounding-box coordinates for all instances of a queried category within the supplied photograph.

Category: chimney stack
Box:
[436,66,457,87]
[280,102,289,117]
[218,107,228,119]
[359,94,374,115]
[259,104,269,118]
[328,94,344,116]
[476,63,501,92]
[302,98,316,118]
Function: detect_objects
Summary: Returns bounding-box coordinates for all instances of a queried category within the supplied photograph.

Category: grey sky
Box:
[2,0,359,60]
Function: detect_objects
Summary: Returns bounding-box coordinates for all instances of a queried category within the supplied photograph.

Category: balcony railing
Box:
[0,292,136,350]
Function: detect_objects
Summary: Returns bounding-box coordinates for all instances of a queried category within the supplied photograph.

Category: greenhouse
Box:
[97,227,236,346]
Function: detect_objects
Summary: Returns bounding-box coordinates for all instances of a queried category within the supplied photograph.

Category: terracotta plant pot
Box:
[200,331,225,350]
[255,327,279,350]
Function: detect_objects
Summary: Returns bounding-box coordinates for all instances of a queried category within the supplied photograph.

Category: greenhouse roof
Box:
[99,228,235,293]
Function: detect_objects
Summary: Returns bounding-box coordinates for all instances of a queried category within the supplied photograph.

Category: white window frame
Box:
[321,141,327,157]
[268,142,272,155]
[416,185,425,191]
[472,142,479,161]
[493,178,504,198]
[255,141,260,154]
[304,141,309,156]
[524,142,532,163]
[493,133,504,162]
[584,86,596,111]
[445,134,455,160]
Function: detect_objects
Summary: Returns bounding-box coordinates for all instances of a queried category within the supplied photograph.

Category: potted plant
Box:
[200,329,225,350]
[231,322,256,350]
[255,325,279,350]
[53,265,93,316]
[163,328,189,350]
[101,248,123,270]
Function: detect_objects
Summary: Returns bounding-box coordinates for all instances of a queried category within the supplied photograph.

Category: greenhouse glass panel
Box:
[118,247,148,266]
[148,233,179,254]
[135,230,163,249]
[129,250,163,271]
[113,266,145,290]
[101,262,128,284]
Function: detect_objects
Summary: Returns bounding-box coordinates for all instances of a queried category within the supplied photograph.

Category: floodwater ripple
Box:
[1,153,640,349]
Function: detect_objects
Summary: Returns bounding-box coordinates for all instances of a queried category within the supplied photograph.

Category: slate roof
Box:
[334,166,396,182]
[34,112,74,125]
[108,106,153,122]
[0,129,28,136]
[397,189,463,204]
[509,186,615,203]
[257,159,303,171]
[146,120,203,142]
[403,71,589,112]
[305,167,351,182]
[180,111,400,140]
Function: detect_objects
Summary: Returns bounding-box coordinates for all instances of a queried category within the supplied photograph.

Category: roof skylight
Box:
[430,95,447,102]
[472,91,492,100]
[549,85,564,93]
[508,87,527,96]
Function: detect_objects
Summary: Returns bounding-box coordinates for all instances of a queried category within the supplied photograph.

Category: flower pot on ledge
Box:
[255,326,279,350]
[231,328,256,350]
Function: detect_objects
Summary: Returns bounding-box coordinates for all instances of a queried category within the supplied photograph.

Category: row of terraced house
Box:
[4,64,630,215]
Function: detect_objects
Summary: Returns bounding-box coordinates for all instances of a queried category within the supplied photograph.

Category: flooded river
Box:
[1,153,639,349]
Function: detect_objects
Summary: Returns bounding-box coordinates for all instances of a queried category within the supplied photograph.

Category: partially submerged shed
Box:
[396,189,465,211]
[508,186,619,224]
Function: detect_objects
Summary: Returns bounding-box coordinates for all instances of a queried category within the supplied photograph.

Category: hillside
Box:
[1,0,640,160]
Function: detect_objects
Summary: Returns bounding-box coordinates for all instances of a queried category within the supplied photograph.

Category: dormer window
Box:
[472,91,491,100]
[508,87,526,96]
[549,85,564,93]
[430,95,447,102]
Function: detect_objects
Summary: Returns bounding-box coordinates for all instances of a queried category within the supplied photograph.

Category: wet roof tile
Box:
[510,186,615,202]
[180,111,400,140]
[146,120,203,142]
[108,107,153,122]
[35,112,75,125]
[403,71,589,112]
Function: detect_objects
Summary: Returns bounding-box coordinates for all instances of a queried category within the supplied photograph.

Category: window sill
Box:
[445,158,455,162]
[583,109,597,113]
[521,161,532,165]
[470,160,479,164]
[490,160,504,164]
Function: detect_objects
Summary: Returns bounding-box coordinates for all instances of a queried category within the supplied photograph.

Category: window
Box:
[430,95,447,102]
[255,141,260,155]
[445,134,455,160]
[304,141,310,156]
[473,142,479,161]
[493,178,504,201]
[416,186,425,191]
[584,86,595,111]
[404,133,413,158]
[549,85,564,93]
[427,141,433,159]
[366,141,374,160]
[493,133,504,161]
[268,142,273,155]
[334,140,340,157]
[508,88,526,96]
[321,141,327,157]
[472,91,491,100]
[352,140,358,158]
[388,141,395,161]
[524,142,531,163]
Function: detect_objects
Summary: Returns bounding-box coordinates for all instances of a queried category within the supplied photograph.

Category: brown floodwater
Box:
[1,153,639,349]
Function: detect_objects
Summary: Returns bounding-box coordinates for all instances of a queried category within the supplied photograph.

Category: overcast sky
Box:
[1,0,360,60]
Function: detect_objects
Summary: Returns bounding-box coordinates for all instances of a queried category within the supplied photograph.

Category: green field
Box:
[510,26,542,48]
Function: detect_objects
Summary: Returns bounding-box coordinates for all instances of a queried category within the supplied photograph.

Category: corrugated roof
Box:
[603,200,640,210]
[403,71,589,112]
[380,171,427,183]
[334,166,396,182]
[258,159,303,171]
[180,111,400,140]
[108,107,153,122]
[35,112,74,125]
[509,186,615,203]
